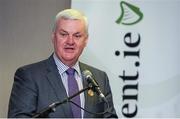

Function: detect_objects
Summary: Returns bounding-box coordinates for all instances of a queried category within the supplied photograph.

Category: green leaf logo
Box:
[116,1,143,25]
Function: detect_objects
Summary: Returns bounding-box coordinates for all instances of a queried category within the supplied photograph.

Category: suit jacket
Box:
[8,55,117,118]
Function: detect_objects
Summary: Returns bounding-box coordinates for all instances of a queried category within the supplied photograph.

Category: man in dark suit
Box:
[8,9,117,118]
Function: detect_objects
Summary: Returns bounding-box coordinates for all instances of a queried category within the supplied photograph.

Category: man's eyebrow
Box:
[58,29,83,35]
[59,29,68,33]
[74,32,81,34]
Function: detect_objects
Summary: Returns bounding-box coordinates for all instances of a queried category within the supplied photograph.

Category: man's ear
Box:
[85,35,89,47]
[51,33,55,43]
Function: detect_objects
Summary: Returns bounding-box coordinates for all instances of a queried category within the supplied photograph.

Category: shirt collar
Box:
[53,53,81,76]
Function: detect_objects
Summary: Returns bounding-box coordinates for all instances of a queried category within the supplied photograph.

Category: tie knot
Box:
[66,68,75,75]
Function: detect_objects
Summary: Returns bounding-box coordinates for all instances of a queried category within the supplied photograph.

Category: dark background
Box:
[0,0,71,117]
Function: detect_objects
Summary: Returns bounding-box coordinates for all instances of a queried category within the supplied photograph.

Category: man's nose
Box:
[66,35,75,44]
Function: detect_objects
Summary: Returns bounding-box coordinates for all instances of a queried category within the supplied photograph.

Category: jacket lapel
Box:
[45,55,73,117]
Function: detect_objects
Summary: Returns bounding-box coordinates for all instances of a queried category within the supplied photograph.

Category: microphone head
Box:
[82,70,95,86]
[82,70,99,87]
[82,70,92,79]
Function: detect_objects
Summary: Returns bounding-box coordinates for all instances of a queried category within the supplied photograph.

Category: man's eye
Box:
[60,32,68,37]
[74,34,82,38]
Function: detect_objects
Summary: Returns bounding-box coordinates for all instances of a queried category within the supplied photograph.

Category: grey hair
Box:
[52,9,89,34]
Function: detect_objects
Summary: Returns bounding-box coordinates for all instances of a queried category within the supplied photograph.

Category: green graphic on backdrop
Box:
[116,1,143,25]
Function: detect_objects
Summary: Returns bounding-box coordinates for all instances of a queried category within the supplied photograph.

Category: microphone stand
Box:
[32,87,90,118]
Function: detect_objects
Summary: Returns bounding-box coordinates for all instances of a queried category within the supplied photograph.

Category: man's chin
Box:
[63,54,75,59]
[64,56,77,62]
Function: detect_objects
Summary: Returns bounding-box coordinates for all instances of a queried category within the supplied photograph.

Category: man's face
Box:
[52,18,88,67]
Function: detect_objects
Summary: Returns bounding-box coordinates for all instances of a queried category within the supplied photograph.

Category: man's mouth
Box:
[64,47,75,52]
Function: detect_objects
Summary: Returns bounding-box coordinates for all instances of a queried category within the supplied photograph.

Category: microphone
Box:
[82,70,107,102]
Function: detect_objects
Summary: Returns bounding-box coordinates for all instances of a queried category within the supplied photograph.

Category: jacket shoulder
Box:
[17,59,48,72]
[79,62,108,79]
[15,55,55,77]
[80,62,105,73]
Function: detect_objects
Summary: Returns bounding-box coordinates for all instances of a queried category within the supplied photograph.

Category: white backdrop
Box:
[72,0,180,117]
